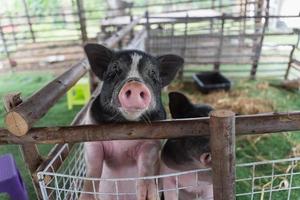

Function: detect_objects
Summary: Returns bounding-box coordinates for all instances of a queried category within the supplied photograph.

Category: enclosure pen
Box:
[1,1,300,199]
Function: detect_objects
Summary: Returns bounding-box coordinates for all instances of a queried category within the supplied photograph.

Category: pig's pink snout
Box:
[118,81,151,111]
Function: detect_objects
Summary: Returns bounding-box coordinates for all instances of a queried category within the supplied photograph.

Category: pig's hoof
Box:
[137,180,159,200]
[147,180,160,200]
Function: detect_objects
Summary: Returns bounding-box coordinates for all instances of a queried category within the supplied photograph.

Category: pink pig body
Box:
[80,113,160,200]
[160,162,213,200]
[84,140,160,200]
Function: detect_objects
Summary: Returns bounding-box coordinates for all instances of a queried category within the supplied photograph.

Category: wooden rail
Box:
[1,111,300,145]
[102,16,142,47]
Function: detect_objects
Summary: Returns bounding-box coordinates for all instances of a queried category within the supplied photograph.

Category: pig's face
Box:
[84,44,183,122]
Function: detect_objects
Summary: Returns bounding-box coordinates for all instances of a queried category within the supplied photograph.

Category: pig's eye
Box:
[149,70,158,82]
[106,71,117,80]
[105,64,121,81]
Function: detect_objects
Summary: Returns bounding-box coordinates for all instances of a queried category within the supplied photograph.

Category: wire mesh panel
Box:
[236,158,300,200]
[38,144,300,200]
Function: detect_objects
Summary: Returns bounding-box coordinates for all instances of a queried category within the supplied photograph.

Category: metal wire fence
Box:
[37,143,300,200]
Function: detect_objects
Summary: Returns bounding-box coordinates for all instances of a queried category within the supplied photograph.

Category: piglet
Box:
[79,44,183,200]
[160,92,213,200]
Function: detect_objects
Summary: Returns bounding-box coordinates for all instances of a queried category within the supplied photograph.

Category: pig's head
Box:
[169,91,213,119]
[161,92,214,170]
[84,44,183,122]
[161,137,211,170]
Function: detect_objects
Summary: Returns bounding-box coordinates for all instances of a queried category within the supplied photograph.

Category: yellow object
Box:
[67,78,91,110]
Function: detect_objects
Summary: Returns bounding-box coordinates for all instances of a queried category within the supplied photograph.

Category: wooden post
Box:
[76,0,88,43]
[3,93,43,199]
[22,0,35,42]
[210,110,236,200]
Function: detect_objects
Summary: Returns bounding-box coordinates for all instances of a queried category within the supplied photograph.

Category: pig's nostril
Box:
[140,91,145,99]
[125,90,131,98]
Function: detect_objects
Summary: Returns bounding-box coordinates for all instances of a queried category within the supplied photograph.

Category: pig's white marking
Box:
[120,53,157,121]
[127,53,142,79]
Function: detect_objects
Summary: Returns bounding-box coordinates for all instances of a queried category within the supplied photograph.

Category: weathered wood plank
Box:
[1,111,300,144]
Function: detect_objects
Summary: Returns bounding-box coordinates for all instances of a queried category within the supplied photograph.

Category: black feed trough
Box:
[192,72,231,94]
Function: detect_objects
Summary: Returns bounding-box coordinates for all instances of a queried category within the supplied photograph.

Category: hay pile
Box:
[202,90,274,114]
[168,81,275,115]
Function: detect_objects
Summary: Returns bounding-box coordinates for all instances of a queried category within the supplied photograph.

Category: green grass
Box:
[1,72,300,199]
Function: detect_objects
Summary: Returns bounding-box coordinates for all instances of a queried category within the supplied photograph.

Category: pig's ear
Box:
[84,43,113,80]
[200,152,212,167]
[168,92,193,119]
[157,54,184,87]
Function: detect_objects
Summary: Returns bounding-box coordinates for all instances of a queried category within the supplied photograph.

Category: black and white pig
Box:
[79,44,183,200]
[160,92,213,200]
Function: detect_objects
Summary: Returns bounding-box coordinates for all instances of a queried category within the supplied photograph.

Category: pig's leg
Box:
[162,176,178,200]
[79,142,104,200]
[136,142,161,200]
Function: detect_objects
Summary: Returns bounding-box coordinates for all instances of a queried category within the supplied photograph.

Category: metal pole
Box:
[22,0,35,42]
[250,0,269,79]
[214,14,225,71]
[0,24,12,68]
[8,16,18,47]
[76,0,88,42]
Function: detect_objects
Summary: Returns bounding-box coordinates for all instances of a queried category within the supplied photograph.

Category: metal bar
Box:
[8,16,18,47]
[285,45,296,80]
[214,14,225,71]
[0,24,12,68]
[21,0,35,42]
[250,0,270,79]
[76,0,88,42]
